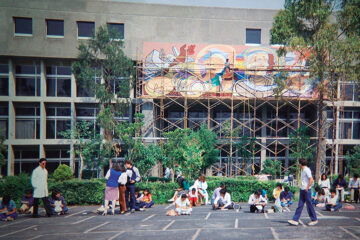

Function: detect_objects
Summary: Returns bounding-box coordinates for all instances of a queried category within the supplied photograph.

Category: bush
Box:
[53,164,73,181]
[0,175,297,206]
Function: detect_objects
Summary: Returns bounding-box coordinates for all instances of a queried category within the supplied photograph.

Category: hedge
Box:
[0,175,297,206]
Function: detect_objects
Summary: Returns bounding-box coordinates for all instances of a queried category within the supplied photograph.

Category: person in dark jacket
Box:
[125,160,141,213]
[333,175,347,202]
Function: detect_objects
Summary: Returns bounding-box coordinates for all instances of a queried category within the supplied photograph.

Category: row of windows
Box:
[13,17,124,39]
[0,64,129,97]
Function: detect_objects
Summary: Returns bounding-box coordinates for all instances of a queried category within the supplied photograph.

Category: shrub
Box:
[0,175,297,206]
[53,164,73,181]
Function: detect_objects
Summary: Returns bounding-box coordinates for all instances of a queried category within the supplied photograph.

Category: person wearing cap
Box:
[175,194,192,215]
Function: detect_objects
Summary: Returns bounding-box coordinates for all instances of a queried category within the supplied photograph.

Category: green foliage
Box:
[0,175,297,205]
[135,143,166,178]
[195,124,219,170]
[261,159,282,179]
[53,164,73,182]
[0,135,6,167]
[345,145,360,176]
[234,135,257,175]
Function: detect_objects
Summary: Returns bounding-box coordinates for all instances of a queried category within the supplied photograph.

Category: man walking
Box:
[288,159,318,226]
[125,160,141,213]
[31,158,52,217]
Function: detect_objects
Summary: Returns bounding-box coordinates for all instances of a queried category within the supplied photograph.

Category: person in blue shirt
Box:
[0,195,18,221]
[280,186,293,207]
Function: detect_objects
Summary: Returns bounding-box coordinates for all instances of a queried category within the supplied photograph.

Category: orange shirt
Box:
[142,193,152,203]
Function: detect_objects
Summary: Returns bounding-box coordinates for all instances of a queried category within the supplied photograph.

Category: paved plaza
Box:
[0,203,359,240]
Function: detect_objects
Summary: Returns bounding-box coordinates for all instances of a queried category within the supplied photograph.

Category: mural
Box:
[142,42,317,99]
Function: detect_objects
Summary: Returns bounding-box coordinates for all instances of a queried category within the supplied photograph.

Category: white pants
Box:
[336,188,345,202]
[175,208,192,215]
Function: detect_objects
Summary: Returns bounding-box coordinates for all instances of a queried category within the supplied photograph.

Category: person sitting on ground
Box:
[333,175,347,202]
[188,188,198,207]
[273,183,283,201]
[318,173,330,197]
[193,175,209,205]
[168,175,190,203]
[314,189,326,207]
[0,195,18,221]
[49,190,68,215]
[248,190,267,213]
[211,183,226,205]
[139,188,154,210]
[19,189,34,214]
[213,189,234,210]
[134,187,144,211]
[325,189,342,212]
[348,174,360,204]
[280,186,293,207]
[175,194,192,215]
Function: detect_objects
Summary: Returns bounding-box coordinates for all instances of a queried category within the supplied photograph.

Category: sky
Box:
[110,0,285,10]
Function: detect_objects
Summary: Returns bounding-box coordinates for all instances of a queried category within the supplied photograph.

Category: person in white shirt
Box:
[248,190,267,213]
[288,159,318,226]
[325,189,342,211]
[194,175,209,205]
[318,173,330,196]
[175,194,192,215]
[213,189,234,210]
[349,174,360,203]
[31,158,52,218]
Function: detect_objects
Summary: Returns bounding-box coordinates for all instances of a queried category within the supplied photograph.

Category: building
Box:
[0,0,359,177]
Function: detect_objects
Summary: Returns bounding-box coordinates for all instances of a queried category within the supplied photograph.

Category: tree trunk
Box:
[315,94,325,182]
[79,152,84,180]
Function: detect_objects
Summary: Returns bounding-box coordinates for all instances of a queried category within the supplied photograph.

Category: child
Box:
[248,190,267,213]
[134,187,144,211]
[213,189,234,210]
[280,186,293,207]
[19,189,34,214]
[50,190,68,215]
[139,188,154,209]
[175,194,192,215]
[325,189,342,211]
[313,189,326,207]
[0,195,18,221]
[272,183,283,200]
[188,188,198,207]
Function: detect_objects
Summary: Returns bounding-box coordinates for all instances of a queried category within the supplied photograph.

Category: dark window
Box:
[16,78,40,96]
[107,23,124,39]
[16,65,40,74]
[77,21,95,38]
[15,106,40,139]
[46,19,64,36]
[46,66,71,97]
[14,17,32,35]
[0,104,8,138]
[246,29,261,44]
[0,78,8,96]
[46,106,71,139]
[0,64,8,73]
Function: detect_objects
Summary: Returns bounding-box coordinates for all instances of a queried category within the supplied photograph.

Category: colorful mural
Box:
[142,42,317,98]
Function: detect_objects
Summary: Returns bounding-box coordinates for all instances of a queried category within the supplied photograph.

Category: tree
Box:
[0,135,6,168]
[180,140,204,180]
[270,0,360,181]
[60,121,103,179]
[135,143,167,179]
[261,158,282,179]
[289,126,315,183]
[234,135,257,175]
[345,145,360,176]
[72,25,135,165]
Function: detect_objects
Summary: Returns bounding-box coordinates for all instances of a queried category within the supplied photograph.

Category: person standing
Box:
[288,159,318,226]
[103,163,123,215]
[31,158,52,218]
[118,165,128,214]
[125,160,141,213]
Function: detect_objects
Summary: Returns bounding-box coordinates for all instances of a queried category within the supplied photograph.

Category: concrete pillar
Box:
[7,145,14,176]
[141,101,154,138]
[70,102,76,174]
[40,60,46,97]
[7,59,15,176]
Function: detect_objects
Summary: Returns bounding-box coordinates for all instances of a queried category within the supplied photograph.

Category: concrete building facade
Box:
[0,0,359,177]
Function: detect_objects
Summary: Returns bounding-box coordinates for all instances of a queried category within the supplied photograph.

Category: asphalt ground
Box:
[0,202,359,240]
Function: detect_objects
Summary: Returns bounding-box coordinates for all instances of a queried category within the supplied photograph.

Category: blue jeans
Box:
[281,200,293,207]
[125,184,136,210]
[293,189,317,221]
[326,203,342,211]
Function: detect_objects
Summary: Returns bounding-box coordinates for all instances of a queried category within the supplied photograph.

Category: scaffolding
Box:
[134,47,353,178]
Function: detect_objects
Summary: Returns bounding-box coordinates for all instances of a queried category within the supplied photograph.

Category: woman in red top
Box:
[139,188,154,209]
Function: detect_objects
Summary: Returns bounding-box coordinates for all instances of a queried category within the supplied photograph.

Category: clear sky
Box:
[110,0,285,10]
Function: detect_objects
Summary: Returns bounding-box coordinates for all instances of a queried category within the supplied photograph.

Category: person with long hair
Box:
[104,162,123,215]
[0,195,18,221]
[318,173,330,196]
[194,175,209,205]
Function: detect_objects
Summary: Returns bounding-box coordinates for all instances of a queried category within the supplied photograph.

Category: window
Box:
[15,64,41,96]
[14,146,39,175]
[107,23,124,39]
[77,21,95,38]
[46,105,71,139]
[46,66,71,97]
[77,69,101,97]
[339,110,360,139]
[76,104,99,138]
[340,83,359,101]
[14,17,32,35]
[246,29,261,44]
[44,146,70,172]
[111,77,130,98]
[0,103,8,139]
[0,64,9,96]
[46,19,64,37]
[15,105,40,139]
